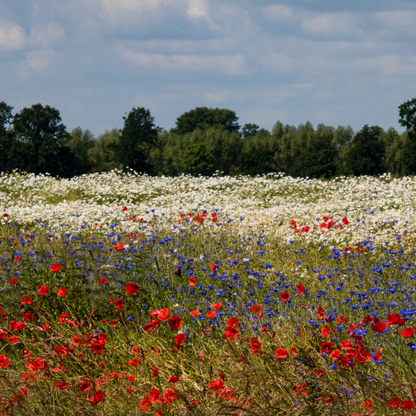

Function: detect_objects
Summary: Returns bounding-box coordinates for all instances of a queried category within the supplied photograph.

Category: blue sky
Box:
[1,0,415,136]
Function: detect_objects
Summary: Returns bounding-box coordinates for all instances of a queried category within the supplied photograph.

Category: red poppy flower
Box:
[0,355,10,368]
[168,315,182,330]
[9,278,19,284]
[321,341,334,353]
[158,308,170,321]
[371,321,388,332]
[212,303,222,310]
[388,313,400,325]
[49,263,62,273]
[208,379,224,391]
[148,388,162,403]
[206,311,216,319]
[362,399,372,409]
[210,263,217,272]
[114,298,123,311]
[21,296,32,305]
[290,220,296,228]
[128,358,140,366]
[401,327,415,338]
[125,283,140,295]
[250,337,262,354]
[175,334,185,346]
[151,366,159,377]
[98,278,108,284]
[189,277,196,286]
[59,313,69,324]
[227,317,240,328]
[297,284,305,295]
[190,310,200,317]
[114,242,125,251]
[168,375,179,383]
[90,390,105,406]
[250,305,261,312]
[224,326,238,340]
[10,321,26,331]
[388,398,402,409]
[342,217,349,225]
[291,346,298,356]
[57,287,67,297]
[37,285,49,296]
[174,266,181,276]
[139,397,151,410]
[54,381,70,390]
[122,206,128,211]
[280,292,290,302]
[91,341,105,354]
[275,348,288,358]
[321,325,331,337]
[164,388,179,404]
[403,401,415,411]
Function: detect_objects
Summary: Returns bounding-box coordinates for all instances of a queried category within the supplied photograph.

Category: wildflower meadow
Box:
[1,170,416,415]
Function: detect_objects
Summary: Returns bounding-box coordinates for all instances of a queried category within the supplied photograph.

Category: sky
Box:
[1,0,415,136]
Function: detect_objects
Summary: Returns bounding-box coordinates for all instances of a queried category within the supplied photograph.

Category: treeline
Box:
[1,100,416,178]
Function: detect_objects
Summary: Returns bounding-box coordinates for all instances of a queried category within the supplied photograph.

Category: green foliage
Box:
[298,124,337,178]
[0,101,13,135]
[4,100,416,178]
[12,104,75,177]
[88,129,121,173]
[172,107,240,135]
[68,127,96,175]
[399,98,416,131]
[119,107,159,174]
[182,142,214,176]
[241,123,259,138]
[344,125,385,176]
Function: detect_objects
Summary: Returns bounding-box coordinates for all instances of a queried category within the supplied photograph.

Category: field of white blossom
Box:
[0,170,413,249]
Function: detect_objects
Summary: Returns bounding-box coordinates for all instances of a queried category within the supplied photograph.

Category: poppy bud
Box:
[174,266,181,277]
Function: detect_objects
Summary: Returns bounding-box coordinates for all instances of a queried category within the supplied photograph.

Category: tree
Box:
[172,107,240,135]
[12,103,75,177]
[119,107,159,174]
[298,124,337,178]
[182,142,214,176]
[399,98,416,132]
[241,123,259,138]
[399,99,416,175]
[88,129,121,173]
[344,125,384,176]
[0,102,15,171]
[0,101,13,135]
[68,127,96,174]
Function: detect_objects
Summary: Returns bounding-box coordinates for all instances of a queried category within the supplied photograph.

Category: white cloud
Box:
[351,55,416,76]
[18,50,58,78]
[376,10,416,35]
[0,21,27,50]
[31,23,65,48]
[263,4,293,22]
[121,49,248,75]
[97,0,182,24]
[188,0,208,18]
[301,13,362,37]
[260,53,294,72]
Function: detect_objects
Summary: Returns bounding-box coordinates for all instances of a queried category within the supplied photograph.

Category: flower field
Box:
[1,171,416,415]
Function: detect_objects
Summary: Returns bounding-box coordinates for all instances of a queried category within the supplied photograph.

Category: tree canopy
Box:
[172,107,240,135]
